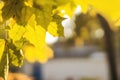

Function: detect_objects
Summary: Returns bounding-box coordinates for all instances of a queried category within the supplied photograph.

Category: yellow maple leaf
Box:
[23,15,54,63]
[9,24,26,42]
[22,44,53,63]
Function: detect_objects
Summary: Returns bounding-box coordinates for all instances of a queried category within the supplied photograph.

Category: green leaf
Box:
[9,49,24,67]
[0,53,9,80]
[16,6,33,26]
[27,14,36,29]
[24,14,46,48]
[0,39,5,61]
[13,38,25,50]
[2,0,33,25]
[2,0,25,22]
[0,28,5,39]
[33,3,52,29]
[7,40,24,67]
[2,0,15,21]
[24,25,46,48]
[8,24,26,42]
[48,14,64,36]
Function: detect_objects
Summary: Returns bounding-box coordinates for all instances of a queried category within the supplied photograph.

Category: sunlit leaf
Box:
[8,23,26,42]
[22,44,36,63]
[0,53,9,80]
[9,49,24,67]
[24,13,46,48]
[22,14,54,63]
[36,45,53,63]
[0,39,5,61]
[42,45,54,59]
[0,1,4,10]
[27,15,36,29]
[0,1,4,22]
[33,2,52,29]
[36,47,48,63]
[0,11,3,22]
[24,25,46,48]
[48,14,64,36]
[22,44,53,63]
[13,38,25,50]
[23,14,47,60]
[24,0,33,7]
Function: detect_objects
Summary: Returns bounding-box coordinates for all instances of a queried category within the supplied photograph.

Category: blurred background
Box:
[8,6,120,80]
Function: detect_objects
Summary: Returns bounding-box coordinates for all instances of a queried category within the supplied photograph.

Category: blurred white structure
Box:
[42,53,109,80]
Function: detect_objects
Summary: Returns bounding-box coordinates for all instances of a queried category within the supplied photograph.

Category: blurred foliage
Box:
[0,0,66,79]
[65,12,105,50]
[7,73,33,80]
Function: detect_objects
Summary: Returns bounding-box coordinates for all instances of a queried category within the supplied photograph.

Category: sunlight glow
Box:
[62,19,75,38]
[46,32,58,45]
[95,29,104,39]
[74,5,82,15]
[61,10,66,14]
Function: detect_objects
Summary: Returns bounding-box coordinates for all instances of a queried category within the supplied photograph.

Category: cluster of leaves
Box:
[0,0,72,79]
[0,0,120,80]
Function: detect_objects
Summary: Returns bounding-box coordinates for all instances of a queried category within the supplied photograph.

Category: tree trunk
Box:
[97,14,118,80]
